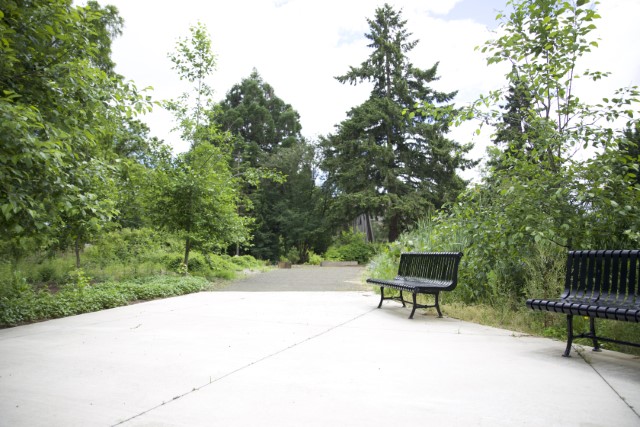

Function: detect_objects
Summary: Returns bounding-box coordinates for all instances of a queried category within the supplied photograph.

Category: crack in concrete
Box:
[111,306,377,426]
[576,346,640,420]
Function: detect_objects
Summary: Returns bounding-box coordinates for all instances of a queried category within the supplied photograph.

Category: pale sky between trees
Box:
[89,0,640,180]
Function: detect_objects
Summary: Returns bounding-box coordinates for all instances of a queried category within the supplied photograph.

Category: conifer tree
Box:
[320,4,474,242]
[215,71,328,261]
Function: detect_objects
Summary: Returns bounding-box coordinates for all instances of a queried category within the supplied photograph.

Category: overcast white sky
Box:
[99,0,640,179]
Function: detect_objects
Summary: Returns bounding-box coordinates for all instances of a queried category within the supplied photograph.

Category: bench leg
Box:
[563,315,574,357]
[377,287,384,308]
[589,317,601,352]
[399,291,406,307]
[409,293,417,319]
[434,292,443,318]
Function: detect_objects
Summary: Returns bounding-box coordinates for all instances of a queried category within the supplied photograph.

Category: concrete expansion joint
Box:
[575,346,640,420]
[111,307,378,426]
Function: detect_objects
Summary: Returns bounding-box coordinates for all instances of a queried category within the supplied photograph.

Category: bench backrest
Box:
[397,252,463,287]
[563,250,640,303]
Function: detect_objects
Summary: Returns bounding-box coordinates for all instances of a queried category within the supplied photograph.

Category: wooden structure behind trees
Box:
[352,213,375,243]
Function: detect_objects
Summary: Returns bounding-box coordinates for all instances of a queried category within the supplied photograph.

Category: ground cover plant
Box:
[0,273,209,327]
[0,228,267,327]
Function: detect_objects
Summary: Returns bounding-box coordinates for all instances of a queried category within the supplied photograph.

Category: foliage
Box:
[149,141,251,268]
[305,251,324,266]
[320,4,475,242]
[216,69,302,166]
[111,121,170,230]
[259,142,332,262]
[159,23,251,270]
[165,22,216,147]
[410,0,639,293]
[0,0,150,253]
[164,251,207,273]
[281,247,301,264]
[0,275,210,327]
[0,227,266,289]
[476,0,638,159]
[368,0,640,354]
[215,71,329,262]
[324,230,378,264]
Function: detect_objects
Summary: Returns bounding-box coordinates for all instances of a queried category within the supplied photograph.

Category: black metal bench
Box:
[367,252,463,319]
[526,250,640,357]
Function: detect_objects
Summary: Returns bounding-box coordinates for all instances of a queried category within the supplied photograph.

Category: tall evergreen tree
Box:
[215,71,328,261]
[320,4,474,242]
[493,69,537,158]
[217,69,301,169]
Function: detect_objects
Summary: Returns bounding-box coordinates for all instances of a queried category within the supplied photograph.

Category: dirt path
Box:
[219,265,369,292]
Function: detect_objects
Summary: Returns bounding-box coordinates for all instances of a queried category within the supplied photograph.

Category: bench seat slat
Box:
[366,278,454,292]
[528,298,640,321]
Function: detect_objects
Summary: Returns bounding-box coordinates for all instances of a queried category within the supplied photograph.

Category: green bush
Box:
[36,263,58,283]
[8,255,75,286]
[85,228,166,264]
[306,251,323,265]
[163,251,208,273]
[228,255,261,269]
[205,254,239,279]
[324,230,378,264]
[284,247,301,264]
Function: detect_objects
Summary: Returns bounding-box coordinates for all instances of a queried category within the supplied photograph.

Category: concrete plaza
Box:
[1,266,638,426]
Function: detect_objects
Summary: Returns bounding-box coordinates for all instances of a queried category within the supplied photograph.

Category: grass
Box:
[444,301,640,356]
[364,283,640,356]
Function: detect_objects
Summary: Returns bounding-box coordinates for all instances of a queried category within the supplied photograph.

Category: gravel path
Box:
[219,265,369,292]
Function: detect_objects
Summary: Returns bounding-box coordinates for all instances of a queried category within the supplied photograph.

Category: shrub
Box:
[164,251,207,273]
[306,251,323,265]
[36,263,58,283]
[204,254,238,279]
[85,228,166,264]
[324,230,378,264]
[285,247,301,264]
[228,255,260,269]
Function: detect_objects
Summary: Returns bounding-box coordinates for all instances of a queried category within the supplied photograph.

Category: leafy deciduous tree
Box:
[416,0,640,301]
[0,0,149,262]
[159,23,249,270]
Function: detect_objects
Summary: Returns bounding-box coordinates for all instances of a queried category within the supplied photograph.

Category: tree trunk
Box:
[75,237,81,269]
[388,214,400,242]
[183,236,191,274]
